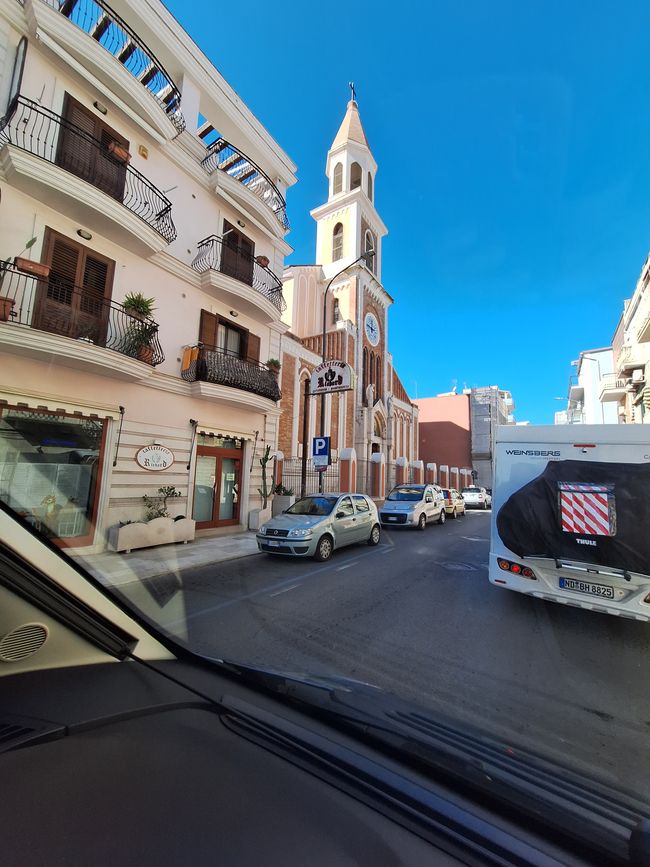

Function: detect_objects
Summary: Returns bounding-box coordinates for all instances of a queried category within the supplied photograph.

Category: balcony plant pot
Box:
[248,506,272,531]
[266,359,281,377]
[13,258,50,279]
[272,495,295,517]
[255,255,270,269]
[138,345,155,365]
[108,141,132,164]
[0,296,15,322]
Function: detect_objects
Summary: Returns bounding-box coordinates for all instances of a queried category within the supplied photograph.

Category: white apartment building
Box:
[0,0,296,550]
[557,347,616,424]
[600,255,650,423]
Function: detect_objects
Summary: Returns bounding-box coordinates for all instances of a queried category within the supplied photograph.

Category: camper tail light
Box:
[498,558,537,580]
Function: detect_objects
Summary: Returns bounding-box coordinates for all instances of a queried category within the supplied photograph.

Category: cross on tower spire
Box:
[348,81,356,103]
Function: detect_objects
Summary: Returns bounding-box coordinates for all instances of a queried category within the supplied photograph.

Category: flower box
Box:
[109,516,196,553]
[13,257,50,279]
[108,141,132,164]
[0,296,15,322]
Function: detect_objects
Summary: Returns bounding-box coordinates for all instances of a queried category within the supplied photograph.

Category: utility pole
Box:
[300,377,310,499]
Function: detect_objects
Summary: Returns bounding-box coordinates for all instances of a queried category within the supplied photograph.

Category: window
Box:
[57,94,129,201]
[350,162,362,190]
[365,230,376,273]
[336,496,354,517]
[367,172,373,201]
[353,495,370,513]
[332,222,343,261]
[0,406,106,547]
[199,309,260,361]
[37,229,114,345]
[333,162,343,194]
[220,220,254,286]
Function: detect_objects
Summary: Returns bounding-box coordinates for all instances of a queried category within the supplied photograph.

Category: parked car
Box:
[380,484,446,529]
[442,488,466,518]
[461,486,491,510]
[257,493,380,561]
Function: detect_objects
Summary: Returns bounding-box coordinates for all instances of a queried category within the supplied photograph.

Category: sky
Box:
[166,0,650,423]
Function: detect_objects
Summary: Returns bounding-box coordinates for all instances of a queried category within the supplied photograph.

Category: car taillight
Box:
[497,558,536,579]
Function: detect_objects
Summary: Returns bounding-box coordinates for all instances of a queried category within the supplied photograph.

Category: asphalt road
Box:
[159,511,650,800]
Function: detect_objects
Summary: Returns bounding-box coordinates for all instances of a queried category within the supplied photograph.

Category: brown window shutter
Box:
[47,236,80,307]
[247,333,261,363]
[199,309,218,348]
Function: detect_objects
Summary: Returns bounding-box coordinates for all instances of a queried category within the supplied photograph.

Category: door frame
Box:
[193,444,242,529]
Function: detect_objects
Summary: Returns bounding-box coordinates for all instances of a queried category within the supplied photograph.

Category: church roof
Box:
[331,99,370,150]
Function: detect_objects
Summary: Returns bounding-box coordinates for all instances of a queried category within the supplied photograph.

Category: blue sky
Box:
[166,0,650,423]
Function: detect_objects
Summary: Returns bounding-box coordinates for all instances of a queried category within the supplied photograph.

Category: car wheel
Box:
[417,513,427,531]
[437,509,446,525]
[368,524,381,546]
[314,534,333,562]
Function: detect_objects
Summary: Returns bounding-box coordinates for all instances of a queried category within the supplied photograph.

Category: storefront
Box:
[0,404,109,547]
[192,432,244,529]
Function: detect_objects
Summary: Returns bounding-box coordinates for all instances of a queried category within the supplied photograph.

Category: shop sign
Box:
[310,360,354,394]
[135,444,175,472]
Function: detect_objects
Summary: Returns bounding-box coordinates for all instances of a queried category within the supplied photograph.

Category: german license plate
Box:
[267,540,280,548]
[559,577,614,599]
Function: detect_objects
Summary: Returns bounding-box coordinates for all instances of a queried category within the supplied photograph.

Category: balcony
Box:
[599,373,627,402]
[0,97,176,254]
[201,139,289,233]
[181,344,281,405]
[0,264,164,378]
[30,0,185,139]
[192,235,285,323]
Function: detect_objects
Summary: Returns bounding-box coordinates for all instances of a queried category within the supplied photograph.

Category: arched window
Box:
[350,162,362,190]
[332,222,343,261]
[375,354,382,398]
[333,162,343,195]
[364,230,376,273]
[362,347,368,398]
[367,172,373,201]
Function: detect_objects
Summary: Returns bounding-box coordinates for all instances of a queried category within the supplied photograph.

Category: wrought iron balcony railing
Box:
[181,344,281,402]
[191,235,286,312]
[0,264,165,366]
[43,0,185,133]
[201,138,289,231]
[0,97,177,244]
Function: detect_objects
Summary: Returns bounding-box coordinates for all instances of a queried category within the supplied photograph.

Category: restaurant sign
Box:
[135,444,175,471]
[310,360,354,394]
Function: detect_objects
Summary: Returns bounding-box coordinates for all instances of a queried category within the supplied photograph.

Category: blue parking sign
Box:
[312,436,331,467]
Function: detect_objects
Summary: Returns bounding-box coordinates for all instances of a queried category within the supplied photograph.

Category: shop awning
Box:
[196,423,256,441]
[0,387,123,420]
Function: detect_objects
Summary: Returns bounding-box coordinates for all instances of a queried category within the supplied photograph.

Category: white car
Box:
[380,484,446,529]
[461,486,491,510]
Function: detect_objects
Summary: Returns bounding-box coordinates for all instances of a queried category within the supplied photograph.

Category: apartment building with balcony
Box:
[0,0,296,549]
[556,347,616,425]
[599,256,650,424]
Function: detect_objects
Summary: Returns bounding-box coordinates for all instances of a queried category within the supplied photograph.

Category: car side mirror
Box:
[336,511,345,519]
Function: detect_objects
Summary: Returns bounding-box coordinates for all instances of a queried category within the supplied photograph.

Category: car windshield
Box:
[286,496,337,516]
[2,0,650,839]
[386,487,424,501]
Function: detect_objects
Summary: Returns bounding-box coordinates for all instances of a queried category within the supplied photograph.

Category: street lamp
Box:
[318,249,375,493]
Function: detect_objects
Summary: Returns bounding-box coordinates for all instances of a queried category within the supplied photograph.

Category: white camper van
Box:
[489,425,650,621]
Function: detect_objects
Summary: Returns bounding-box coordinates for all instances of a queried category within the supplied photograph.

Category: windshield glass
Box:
[285,496,337,516]
[2,0,650,827]
[386,487,424,501]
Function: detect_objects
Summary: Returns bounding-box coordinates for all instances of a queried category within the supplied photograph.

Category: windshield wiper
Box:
[210,659,650,866]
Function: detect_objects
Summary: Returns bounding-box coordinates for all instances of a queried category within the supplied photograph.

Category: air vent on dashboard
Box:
[0,623,49,662]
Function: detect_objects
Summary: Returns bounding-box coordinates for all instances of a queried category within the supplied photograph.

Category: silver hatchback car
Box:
[257,493,380,561]
[380,484,446,529]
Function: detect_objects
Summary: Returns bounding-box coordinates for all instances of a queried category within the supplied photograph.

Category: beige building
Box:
[0,0,296,549]
[599,255,650,423]
[277,97,418,490]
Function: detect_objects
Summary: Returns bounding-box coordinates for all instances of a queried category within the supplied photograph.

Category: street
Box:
[160,512,650,798]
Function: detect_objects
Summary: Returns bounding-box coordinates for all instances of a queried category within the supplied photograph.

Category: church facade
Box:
[276,97,418,483]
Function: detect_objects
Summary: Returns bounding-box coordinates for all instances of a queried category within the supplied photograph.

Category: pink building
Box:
[415,394,473,489]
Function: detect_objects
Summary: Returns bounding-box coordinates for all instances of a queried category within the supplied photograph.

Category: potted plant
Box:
[272,483,295,517]
[122,292,156,320]
[255,254,270,269]
[122,321,158,364]
[1,237,49,320]
[108,140,132,164]
[266,358,281,376]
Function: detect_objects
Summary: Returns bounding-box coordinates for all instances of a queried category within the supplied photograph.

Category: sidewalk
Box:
[72,531,260,587]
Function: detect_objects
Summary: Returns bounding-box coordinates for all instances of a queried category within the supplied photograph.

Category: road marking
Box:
[168,544,392,626]
[336,563,354,571]
[461,536,486,542]
[269,584,300,597]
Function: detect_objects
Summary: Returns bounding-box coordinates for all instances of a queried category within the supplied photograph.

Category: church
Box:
[276,94,419,488]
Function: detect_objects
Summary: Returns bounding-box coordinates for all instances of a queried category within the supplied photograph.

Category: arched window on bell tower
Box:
[332,222,343,261]
[367,173,373,201]
[333,162,343,195]
[365,229,376,274]
[350,162,362,191]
